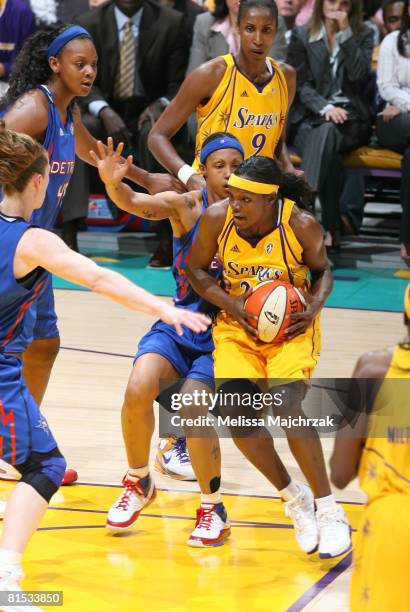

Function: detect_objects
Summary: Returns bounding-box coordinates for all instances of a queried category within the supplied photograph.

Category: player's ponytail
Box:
[279,172,316,211]
[0,120,48,195]
[233,156,315,210]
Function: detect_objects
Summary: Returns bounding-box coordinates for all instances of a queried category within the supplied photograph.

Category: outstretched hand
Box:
[89,137,133,187]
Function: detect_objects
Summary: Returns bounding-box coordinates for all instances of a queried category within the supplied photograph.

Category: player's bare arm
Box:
[73,106,184,195]
[329,350,392,489]
[148,58,227,185]
[187,202,257,336]
[15,228,210,335]
[91,139,203,235]
[3,90,49,141]
[285,209,333,338]
[275,63,298,174]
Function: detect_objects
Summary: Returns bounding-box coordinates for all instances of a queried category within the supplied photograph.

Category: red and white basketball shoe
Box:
[283,483,319,554]
[188,503,231,547]
[155,437,196,481]
[106,474,156,533]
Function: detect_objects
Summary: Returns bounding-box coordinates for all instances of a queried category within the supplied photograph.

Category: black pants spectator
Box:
[292,118,371,232]
[376,112,410,246]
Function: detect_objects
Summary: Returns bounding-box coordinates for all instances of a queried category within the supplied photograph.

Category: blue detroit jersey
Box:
[0,86,75,229]
[172,188,221,314]
[30,86,75,229]
[0,214,47,351]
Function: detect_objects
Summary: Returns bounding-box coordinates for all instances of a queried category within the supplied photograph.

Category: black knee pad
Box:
[16,448,67,503]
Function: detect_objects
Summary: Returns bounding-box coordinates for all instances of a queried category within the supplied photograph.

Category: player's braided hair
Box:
[237,0,278,25]
[234,155,315,211]
[0,25,90,112]
[0,120,48,195]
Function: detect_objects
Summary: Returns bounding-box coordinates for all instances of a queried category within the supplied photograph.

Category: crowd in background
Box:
[0,0,409,261]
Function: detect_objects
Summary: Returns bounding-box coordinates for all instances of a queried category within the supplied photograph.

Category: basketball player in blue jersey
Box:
[91,133,245,546]
[0,25,181,484]
[0,123,208,601]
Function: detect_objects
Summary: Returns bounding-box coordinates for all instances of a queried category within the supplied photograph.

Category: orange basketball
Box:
[244,281,306,344]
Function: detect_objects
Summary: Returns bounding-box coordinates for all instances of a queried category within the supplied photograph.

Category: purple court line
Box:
[47,507,357,532]
[38,525,105,531]
[286,551,353,612]
[60,345,133,359]
[49,506,106,514]
[74,482,365,506]
[48,506,296,529]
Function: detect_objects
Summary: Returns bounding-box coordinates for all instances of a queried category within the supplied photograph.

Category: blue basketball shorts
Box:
[0,354,58,466]
[6,274,59,354]
[135,319,214,385]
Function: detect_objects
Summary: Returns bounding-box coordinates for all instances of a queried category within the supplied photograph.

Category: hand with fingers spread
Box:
[90,137,133,188]
[285,292,322,340]
[227,290,258,338]
[157,303,211,336]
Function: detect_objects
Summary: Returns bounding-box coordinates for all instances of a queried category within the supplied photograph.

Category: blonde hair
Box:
[0,120,48,195]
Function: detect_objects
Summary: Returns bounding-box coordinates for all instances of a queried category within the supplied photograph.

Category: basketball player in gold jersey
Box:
[187,155,352,558]
[148,0,297,191]
[330,285,410,610]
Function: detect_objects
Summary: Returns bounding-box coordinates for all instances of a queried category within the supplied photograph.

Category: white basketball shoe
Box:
[155,437,196,481]
[106,474,156,533]
[317,505,352,558]
[188,503,231,547]
[0,564,43,611]
[283,484,319,554]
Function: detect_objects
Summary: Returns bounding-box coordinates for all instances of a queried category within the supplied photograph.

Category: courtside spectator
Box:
[376,0,410,262]
[62,0,188,263]
[278,0,307,43]
[286,0,373,251]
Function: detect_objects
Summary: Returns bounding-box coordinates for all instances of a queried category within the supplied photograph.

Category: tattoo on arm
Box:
[184,195,197,210]
[211,445,219,460]
[141,209,157,219]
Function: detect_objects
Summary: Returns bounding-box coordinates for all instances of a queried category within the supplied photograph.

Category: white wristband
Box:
[177,164,197,186]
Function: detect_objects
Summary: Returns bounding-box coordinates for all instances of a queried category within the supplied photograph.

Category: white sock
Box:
[279,479,300,501]
[0,549,22,566]
[315,493,337,511]
[127,466,149,482]
[201,491,222,505]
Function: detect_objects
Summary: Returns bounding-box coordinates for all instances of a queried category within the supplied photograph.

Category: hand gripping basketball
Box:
[244,281,306,343]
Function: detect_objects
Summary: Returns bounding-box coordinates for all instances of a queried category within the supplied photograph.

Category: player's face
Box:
[384,1,404,33]
[238,7,277,61]
[55,38,98,97]
[202,149,244,200]
[228,185,274,233]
